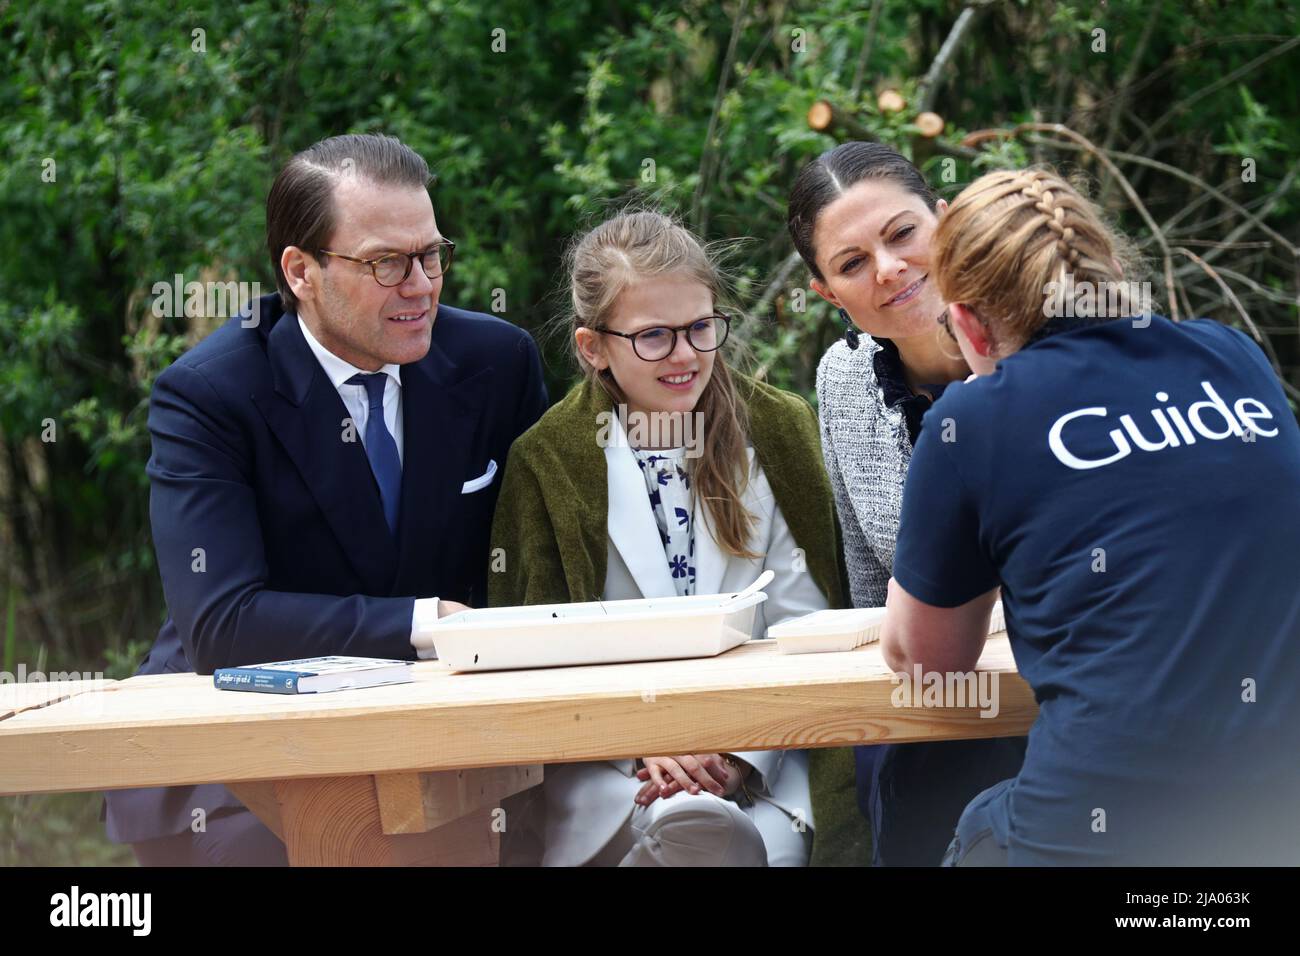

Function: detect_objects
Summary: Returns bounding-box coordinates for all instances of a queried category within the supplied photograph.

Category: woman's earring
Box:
[839,308,860,350]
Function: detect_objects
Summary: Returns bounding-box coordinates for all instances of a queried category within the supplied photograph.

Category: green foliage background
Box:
[1,0,1297,864]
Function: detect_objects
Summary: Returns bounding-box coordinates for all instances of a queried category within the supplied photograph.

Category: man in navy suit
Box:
[103,133,548,865]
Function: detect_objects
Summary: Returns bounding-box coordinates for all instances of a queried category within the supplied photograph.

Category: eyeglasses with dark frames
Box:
[593,312,732,362]
[315,241,455,287]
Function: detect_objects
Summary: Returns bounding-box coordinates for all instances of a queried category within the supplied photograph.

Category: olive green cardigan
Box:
[489,373,871,867]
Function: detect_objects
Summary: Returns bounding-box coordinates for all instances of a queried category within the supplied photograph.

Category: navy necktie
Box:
[348,372,402,535]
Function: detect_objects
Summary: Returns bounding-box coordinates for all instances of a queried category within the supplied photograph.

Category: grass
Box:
[0,792,135,866]
[1,624,150,866]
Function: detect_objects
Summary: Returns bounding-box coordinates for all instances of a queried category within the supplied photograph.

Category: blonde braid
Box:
[933,166,1150,351]
[1020,172,1082,269]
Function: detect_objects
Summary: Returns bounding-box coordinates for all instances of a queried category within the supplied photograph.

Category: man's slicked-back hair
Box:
[266,133,432,311]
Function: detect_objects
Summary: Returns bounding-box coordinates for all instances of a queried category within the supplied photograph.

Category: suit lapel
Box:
[605,417,677,599]
[391,343,490,595]
[252,311,398,595]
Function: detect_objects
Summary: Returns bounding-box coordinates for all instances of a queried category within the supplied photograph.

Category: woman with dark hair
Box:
[787,142,1027,866]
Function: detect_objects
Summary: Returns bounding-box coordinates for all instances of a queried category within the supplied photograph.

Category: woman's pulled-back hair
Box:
[566,209,758,559]
[932,167,1149,353]
[787,141,939,281]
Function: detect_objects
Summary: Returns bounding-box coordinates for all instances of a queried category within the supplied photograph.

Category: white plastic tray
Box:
[768,601,1006,654]
[767,606,889,654]
[431,591,769,672]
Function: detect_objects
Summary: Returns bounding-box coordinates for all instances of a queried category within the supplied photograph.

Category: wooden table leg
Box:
[228,765,542,866]
[278,775,499,865]
[374,765,542,834]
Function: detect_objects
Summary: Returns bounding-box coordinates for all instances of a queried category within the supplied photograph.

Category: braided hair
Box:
[1022,173,1084,268]
[931,167,1150,353]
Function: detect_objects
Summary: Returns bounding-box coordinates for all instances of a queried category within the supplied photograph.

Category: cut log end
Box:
[915,112,945,138]
[877,89,906,113]
[807,100,834,131]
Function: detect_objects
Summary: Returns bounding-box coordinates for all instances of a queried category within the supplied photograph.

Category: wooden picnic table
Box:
[0,635,1036,865]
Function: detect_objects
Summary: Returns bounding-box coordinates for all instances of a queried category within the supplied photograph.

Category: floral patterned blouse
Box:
[632,446,695,596]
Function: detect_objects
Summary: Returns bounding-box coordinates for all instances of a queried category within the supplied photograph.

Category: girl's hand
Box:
[634,754,743,806]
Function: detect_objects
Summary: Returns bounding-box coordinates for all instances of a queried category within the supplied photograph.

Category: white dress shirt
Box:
[297,316,439,640]
[298,316,405,465]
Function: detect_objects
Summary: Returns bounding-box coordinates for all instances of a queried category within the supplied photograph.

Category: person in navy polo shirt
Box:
[880,167,1300,865]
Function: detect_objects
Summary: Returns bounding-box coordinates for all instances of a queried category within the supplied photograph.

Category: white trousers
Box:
[585,790,810,867]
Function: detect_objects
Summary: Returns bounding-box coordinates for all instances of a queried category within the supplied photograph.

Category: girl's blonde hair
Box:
[567,209,758,559]
[932,167,1148,353]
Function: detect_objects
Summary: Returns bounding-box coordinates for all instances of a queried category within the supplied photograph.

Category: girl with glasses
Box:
[490,209,848,867]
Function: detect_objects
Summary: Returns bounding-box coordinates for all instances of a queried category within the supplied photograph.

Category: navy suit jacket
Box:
[104,292,547,843]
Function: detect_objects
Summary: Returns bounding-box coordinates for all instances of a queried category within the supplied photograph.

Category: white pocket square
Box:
[461,458,498,494]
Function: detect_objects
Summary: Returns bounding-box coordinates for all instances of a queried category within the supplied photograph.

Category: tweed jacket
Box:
[816,336,938,607]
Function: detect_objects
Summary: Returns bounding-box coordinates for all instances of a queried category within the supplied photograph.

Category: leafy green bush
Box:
[2,0,1296,864]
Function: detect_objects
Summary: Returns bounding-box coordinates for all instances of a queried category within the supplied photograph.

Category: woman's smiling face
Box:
[809,178,948,340]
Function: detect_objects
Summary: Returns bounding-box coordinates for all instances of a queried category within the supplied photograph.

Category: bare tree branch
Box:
[1209,266,1300,306]
[916,5,981,115]
[693,0,750,234]
[1081,33,1296,117]
[1126,35,1300,160]
[1174,160,1300,276]
[747,249,804,325]
[968,122,1181,319]
[1175,246,1300,401]
[1098,1,1162,205]
[1026,135,1300,258]
[849,0,885,101]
